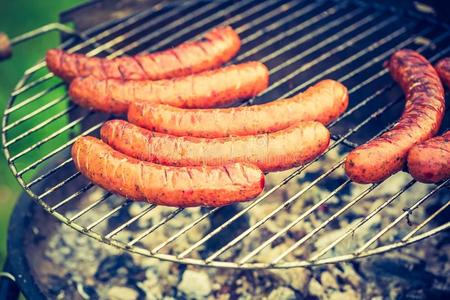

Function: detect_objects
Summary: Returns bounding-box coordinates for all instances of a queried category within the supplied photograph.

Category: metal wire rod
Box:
[86,200,131,231]
[261,14,396,96]
[11,72,55,97]
[4,104,77,148]
[127,208,184,247]
[16,121,103,176]
[151,208,218,254]
[259,8,368,66]
[205,102,408,262]
[9,112,93,162]
[309,180,416,261]
[86,1,214,59]
[205,160,345,263]
[49,181,93,211]
[4,82,64,116]
[237,2,344,59]
[68,191,113,223]
[354,179,449,256]
[115,0,265,57]
[105,204,157,239]
[280,25,424,97]
[9,23,76,45]
[26,157,73,188]
[271,183,380,265]
[238,180,351,264]
[401,200,450,242]
[237,0,331,43]
[3,94,68,132]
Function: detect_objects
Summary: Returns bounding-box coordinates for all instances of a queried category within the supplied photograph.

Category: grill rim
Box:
[2,0,450,269]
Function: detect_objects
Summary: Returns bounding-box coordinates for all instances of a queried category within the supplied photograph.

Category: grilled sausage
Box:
[101,119,330,173]
[46,26,240,81]
[69,62,269,114]
[407,131,450,183]
[345,49,445,183]
[435,57,450,88]
[72,136,264,207]
[128,79,348,138]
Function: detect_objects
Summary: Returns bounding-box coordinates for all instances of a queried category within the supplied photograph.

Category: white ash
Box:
[268,287,296,300]
[178,270,212,298]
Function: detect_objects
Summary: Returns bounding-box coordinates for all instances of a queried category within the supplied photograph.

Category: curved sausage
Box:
[435,57,450,88]
[345,49,445,183]
[69,62,269,114]
[407,130,450,183]
[101,119,330,173]
[128,79,348,138]
[72,136,264,207]
[46,26,240,81]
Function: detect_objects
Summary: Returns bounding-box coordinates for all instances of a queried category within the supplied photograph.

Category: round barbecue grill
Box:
[1,0,450,270]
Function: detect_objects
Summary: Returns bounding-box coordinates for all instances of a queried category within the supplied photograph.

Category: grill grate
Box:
[2,0,449,269]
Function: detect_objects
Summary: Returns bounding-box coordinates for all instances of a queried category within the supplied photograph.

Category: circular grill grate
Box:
[2,0,450,269]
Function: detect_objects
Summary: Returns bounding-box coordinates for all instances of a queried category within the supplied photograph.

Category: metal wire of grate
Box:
[2,0,450,269]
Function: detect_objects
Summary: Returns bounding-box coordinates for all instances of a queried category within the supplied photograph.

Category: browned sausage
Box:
[128,79,348,138]
[435,57,450,88]
[100,119,330,173]
[345,49,445,183]
[69,62,269,114]
[46,26,240,81]
[407,130,450,183]
[72,136,264,207]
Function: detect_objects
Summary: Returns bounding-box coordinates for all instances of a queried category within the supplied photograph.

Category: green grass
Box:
[0,0,84,268]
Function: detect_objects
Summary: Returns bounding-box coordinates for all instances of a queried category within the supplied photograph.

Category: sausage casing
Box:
[345,49,445,183]
[46,26,240,81]
[407,130,450,183]
[128,79,348,138]
[72,136,264,207]
[435,57,450,88]
[101,120,330,173]
[69,62,269,114]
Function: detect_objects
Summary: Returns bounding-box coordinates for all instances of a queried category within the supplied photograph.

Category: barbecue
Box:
[0,0,449,298]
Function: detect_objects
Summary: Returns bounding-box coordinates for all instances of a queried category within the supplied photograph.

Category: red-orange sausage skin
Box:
[435,57,450,88]
[407,131,450,183]
[46,26,241,81]
[100,120,330,173]
[72,136,264,207]
[69,62,269,114]
[345,49,445,184]
[128,79,348,138]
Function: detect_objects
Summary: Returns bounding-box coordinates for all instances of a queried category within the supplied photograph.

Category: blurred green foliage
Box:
[0,0,84,268]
